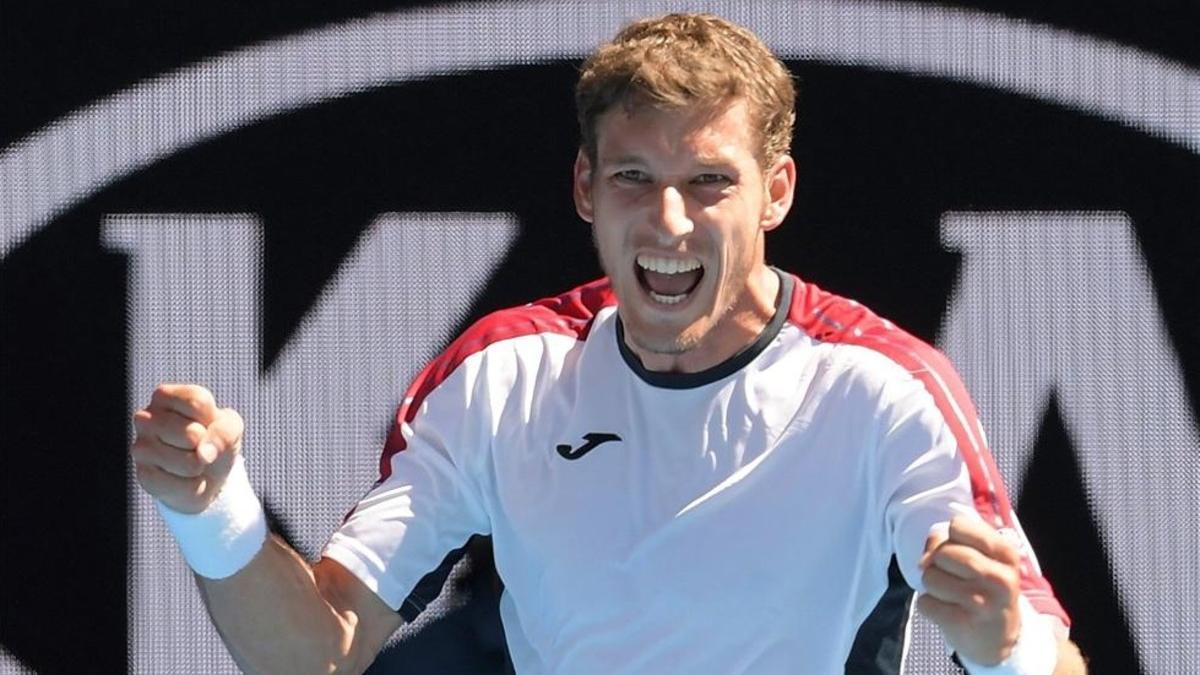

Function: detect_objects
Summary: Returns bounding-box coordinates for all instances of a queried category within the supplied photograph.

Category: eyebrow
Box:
[603,155,647,166]
[693,159,736,170]
[601,155,736,169]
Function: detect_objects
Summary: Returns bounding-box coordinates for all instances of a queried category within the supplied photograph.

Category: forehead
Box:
[593,99,757,164]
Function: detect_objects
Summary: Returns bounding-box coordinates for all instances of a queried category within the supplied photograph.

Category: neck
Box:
[630,265,781,374]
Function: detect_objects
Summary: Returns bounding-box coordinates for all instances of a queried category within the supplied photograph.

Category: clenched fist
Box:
[131,384,244,514]
[916,515,1025,666]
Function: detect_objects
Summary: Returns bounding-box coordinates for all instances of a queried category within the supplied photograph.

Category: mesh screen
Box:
[0,1,1196,673]
[108,213,517,673]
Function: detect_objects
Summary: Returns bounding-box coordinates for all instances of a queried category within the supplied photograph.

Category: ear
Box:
[760,154,796,232]
[573,149,595,223]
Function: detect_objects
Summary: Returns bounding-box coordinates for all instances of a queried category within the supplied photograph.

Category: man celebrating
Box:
[131,13,1086,674]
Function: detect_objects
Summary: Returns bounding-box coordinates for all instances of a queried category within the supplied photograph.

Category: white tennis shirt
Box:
[322,271,1067,674]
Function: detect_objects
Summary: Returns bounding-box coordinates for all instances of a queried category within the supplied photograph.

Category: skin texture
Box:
[920,516,1025,664]
[574,99,794,373]
[131,98,1087,673]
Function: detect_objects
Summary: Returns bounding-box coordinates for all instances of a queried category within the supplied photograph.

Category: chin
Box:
[624,314,711,355]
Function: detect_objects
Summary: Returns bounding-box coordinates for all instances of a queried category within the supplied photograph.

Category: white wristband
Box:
[958,595,1059,675]
[155,453,268,579]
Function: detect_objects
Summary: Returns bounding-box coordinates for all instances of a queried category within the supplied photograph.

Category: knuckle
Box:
[947,546,979,570]
[983,569,1017,597]
[187,391,218,421]
[151,383,175,405]
[184,421,207,446]
[209,408,245,450]
[221,406,245,431]
[169,448,207,477]
[191,386,216,409]
[978,566,1001,584]
[1000,567,1020,591]
[998,541,1021,565]
[181,393,202,414]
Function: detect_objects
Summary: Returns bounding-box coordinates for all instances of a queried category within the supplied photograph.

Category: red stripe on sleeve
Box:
[786,274,1070,626]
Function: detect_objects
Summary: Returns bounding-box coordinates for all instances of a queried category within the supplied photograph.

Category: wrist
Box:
[155,453,268,579]
[958,595,1058,675]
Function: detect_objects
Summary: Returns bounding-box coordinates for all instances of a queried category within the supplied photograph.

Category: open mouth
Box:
[635,254,704,305]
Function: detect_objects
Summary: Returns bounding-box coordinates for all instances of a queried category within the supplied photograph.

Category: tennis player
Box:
[131,13,1087,674]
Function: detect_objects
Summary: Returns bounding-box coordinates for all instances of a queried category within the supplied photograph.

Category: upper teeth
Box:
[637,255,701,275]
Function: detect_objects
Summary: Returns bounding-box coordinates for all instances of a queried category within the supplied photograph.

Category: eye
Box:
[613,169,650,184]
[693,173,732,186]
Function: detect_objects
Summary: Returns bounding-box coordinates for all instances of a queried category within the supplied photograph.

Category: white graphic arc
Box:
[2,0,1198,255]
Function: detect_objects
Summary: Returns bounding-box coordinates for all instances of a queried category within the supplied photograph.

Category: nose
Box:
[654,185,694,240]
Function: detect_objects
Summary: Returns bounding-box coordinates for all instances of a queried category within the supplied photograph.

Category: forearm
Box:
[197,534,361,675]
[133,386,399,672]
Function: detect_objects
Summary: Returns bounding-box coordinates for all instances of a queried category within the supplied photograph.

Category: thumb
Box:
[200,407,245,465]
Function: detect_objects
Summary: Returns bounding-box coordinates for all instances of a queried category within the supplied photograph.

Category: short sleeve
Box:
[874,374,976,593]
[322,359,492,614]
[872,360,1070,629]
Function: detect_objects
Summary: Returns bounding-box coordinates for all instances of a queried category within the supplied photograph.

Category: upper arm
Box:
[314,556,406,673]
[871,372,976,592]
[318,343,495,629]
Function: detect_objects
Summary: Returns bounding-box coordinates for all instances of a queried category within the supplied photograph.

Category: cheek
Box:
[591,222,628,271]
[706,220,758,277]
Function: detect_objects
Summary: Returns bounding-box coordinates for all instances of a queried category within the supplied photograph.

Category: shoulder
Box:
[781,270,990,462]
[378,278,616,475]
[398,278,615,409]
[426,276,617,384]
[781,272,972,419]
[784,272,946,375]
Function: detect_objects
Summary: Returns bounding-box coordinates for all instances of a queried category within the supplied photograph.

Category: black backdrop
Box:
[1,1,1198,673]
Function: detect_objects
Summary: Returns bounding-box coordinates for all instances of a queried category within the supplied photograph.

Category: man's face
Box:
[574,99,794,365]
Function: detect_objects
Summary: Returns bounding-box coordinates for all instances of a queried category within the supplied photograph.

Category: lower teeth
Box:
[649,291,686,305]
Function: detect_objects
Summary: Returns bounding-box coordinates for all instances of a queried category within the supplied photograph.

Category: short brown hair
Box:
[576,13,796,167]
